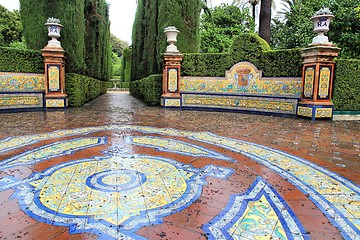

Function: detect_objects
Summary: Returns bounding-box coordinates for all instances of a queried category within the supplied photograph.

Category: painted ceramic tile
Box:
[128,136,234,161]
[203,177,308,240]
[181,62,302,97]
[0,137,106,170]
[0,126,358,240]
[13,154,233,239]
[0,73,45,92]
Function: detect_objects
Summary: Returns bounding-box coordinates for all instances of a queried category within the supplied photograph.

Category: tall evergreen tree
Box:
[131,0,202,81]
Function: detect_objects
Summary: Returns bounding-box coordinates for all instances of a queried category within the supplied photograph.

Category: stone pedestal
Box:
[42,46,68,109]
[297,45,340,120]
[161,53,183,108]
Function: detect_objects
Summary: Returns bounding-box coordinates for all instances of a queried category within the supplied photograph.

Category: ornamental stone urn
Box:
[45,17,64,47]
[164,26,180,53]
[310,8,334,45]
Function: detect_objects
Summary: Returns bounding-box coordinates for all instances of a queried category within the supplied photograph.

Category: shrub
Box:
[0,47,43,73]
[181,34,302,77]
[121,82,130,88]
[130,74,162,106]
[66,73,107,107]
[333,59,360,111]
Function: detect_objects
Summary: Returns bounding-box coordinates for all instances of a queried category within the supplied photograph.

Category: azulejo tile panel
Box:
[0,93,43,109]
[315,107,333,118]
[13,155,233,239]
[203,177,308,240]
[0,72,45,92]
[180,62,302,97]
[164,98,181,107]
[0,137,106,170]
[297,106,313,117]
[182,94,298,114]
[0,125,359,239]
[46,99,65,108]
[128,136,234,161]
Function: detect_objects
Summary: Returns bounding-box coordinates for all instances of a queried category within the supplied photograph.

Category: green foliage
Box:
[200,4,255,53]
[112,52,122,77]
[0,6,23,47]
[84,0,112,81]
[121,48,132,81]
[66,73,107,107]
[230,34,270,67]
[271,0,360,58]
[260,49,302,77]
[20,0,86,73]
[20,0,112,80]
[121,82,130,88]
[182,34,302,77]
[0,47,43,73]
[182,53,231,76]
[110,33,128,57]
[333,59,360,111]
[131,0,202,81]
[130,74,162,106]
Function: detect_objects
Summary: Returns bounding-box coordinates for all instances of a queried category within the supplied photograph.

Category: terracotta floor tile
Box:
[0,92,358,239]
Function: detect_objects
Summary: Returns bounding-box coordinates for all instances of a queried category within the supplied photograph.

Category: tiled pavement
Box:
[0,91,359,240]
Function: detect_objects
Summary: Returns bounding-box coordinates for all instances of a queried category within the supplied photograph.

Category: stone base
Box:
[161,96,181,108]
[297,102,333,121]
[45,97,68,110]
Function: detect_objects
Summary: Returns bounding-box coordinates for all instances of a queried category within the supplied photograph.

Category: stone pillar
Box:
[42,18,68,109]
[161,26,183,108]
[297,9,340,120]
[161,53,183,107]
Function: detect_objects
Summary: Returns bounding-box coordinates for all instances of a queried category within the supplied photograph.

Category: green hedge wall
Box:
[333,59,360,111]
[66,73,107,107]
[182,34,303,77]
[0,47,43,73]
[130,74,162,106]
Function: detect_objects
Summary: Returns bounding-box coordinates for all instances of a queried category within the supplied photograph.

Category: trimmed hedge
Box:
[66,73,107,107]
[333,59,360,111]
[130,74,162,106]
[182,34,302,77]
[0,47,43,73]
[121,82,130,88]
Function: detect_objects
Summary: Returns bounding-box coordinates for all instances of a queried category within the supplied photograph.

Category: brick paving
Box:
[0,91,359,239]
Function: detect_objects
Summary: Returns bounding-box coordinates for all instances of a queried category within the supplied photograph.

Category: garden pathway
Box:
[0,91,359,239]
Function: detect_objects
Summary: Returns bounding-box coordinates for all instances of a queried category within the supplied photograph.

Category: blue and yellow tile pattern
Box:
[0,125,359,239]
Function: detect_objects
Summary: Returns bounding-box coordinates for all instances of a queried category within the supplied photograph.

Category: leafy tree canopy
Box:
[0,5,22,47]
[271,0,360,58]
[110,33,129,57]
[200,4,255,53]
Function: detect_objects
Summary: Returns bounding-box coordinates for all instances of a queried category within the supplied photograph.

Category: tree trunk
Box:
[259,0,271,43]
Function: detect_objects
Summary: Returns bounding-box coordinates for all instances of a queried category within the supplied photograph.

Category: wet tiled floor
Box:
[0,91,359,240]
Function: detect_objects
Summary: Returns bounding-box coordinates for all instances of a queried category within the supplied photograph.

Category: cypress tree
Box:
[131,0,202,81]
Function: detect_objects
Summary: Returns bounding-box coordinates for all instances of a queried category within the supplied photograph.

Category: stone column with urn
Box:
[42,17,68,109]
[161,26,183,108]
[297,8,340,121]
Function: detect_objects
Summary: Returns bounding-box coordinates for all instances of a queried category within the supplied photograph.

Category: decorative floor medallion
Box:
[12,154,233,239]
[203,177,308,240]
[0,125,359,239]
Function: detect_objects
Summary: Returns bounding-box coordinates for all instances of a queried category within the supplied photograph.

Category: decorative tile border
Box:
[0,72,45,92]
[0,93,44,109]
[128,136,234,161]
[0,137,106,170]
[0,126,358,239]
[203,177,308,240]
[12,154,233,239]
[182,94,298,114]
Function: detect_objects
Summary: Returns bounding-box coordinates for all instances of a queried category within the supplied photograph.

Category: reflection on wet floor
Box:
[0,92,359,239]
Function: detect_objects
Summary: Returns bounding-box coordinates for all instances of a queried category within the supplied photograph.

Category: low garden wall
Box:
[0,47,108,111]
[180,62,302,115]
